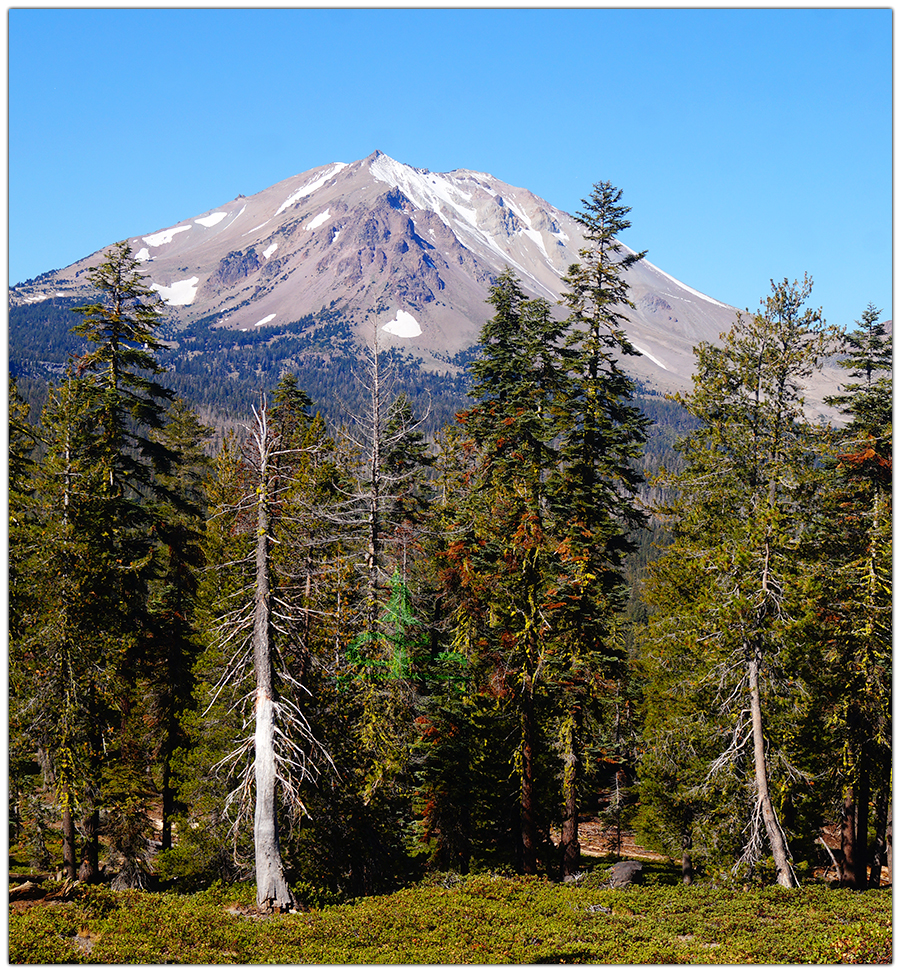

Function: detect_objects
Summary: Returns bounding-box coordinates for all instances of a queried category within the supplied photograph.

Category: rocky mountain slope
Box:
[10,150,847,418]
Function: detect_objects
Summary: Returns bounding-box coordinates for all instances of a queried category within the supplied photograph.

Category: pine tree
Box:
[639,276,837,887]
[14,375,121,880]
[70,241,177,885]
[554,181,650,875]
[143,399,214,851]
[71,240,175,494]
[10,241,179,885]
[446,269,572,874]
[818,305,892,888]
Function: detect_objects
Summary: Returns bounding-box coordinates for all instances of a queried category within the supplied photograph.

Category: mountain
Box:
[9,150,845,422]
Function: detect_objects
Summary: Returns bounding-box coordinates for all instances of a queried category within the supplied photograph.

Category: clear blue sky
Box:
[8,7,892,329]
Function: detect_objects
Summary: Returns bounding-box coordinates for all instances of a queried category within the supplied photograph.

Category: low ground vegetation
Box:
[9,861,890,965]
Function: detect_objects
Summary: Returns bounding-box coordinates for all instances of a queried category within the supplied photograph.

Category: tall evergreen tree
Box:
[11,241,178,885]
[143,399,214,852]
[818,304,892,888]
[14,375,121,879]
[71,240,175,493]
[554,181,650,875]
[638,276,837,887]
[71,241,177,885]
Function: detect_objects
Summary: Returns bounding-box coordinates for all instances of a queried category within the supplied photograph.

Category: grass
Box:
[8,863,892,964]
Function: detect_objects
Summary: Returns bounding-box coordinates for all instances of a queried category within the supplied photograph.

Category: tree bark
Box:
[520,678,537,875]
[748,653,797,887]
[870,781,889,888]
[840,789,856,886]
[252,418,295,913]
[886,800,892,884]
[681,809,694,885]
[853,742,871,889]
[161,755,174,852]
[62,802,77,880]
[560,707,581,879]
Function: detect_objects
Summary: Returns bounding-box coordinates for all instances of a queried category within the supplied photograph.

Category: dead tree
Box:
[208,398,333,912]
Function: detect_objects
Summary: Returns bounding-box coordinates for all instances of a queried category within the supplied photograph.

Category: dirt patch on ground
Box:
[576,821,668,861]
[549,819,668,862]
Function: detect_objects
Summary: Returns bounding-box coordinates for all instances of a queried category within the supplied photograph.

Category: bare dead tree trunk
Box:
[251,408,295,913]
[748,652,797,887]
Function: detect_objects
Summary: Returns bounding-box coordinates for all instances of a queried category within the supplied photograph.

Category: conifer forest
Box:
[8,182,892,912]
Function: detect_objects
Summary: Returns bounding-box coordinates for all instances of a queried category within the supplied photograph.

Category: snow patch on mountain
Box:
[144,225,191,248]
[641,257,732,310]
[254,313,276,328]
[195,212,228,228]
[370,154,561,300]
[631,344,669,371]
[276,162,347,216]
[152,277,199,306]
[370,154,478,230]
[263,243,278,259]
[382,309,422,338]
[305,209,331,231]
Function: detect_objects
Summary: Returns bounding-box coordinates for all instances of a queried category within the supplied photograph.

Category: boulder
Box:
[609,860,644,887]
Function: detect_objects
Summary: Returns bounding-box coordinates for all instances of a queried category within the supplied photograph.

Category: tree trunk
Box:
[81,690,102,882]
[82,808,100,882]
[161,755,173,852]
[252,425,294,913]
[254,688,293,910]
[840,789,856,886]
[886,800,892,884]
[520,679,537,875]
[560,707,580,879]
[681,809,694,885]
[748,654,797,887]
[62,802,77,880]
[852,742,870,890]
[870,781,889,888]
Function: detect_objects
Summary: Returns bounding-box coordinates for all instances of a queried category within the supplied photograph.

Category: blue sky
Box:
[8,7,892,329]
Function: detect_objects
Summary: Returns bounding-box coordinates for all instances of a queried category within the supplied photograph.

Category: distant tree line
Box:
[9,182,891,912]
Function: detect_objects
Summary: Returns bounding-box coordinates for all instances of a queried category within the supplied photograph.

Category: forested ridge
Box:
[9,182,891,914]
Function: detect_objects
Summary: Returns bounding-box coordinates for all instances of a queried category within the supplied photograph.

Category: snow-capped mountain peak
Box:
[10,150,768,398]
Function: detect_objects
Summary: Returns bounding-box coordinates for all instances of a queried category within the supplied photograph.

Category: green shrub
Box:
[7,874,892,964]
